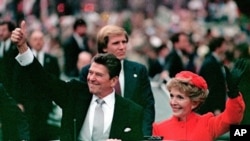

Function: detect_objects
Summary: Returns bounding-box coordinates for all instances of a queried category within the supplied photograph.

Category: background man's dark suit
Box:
[197,54,229,114]
[0,42,19,98]
[239,59,250,124]
[0,83,30,141]
[164,49,184,78]
[43,53,61,77]
[147,57,164,79]
[80,59,155,135]
[17,58,144,141]
[63,35,89,77]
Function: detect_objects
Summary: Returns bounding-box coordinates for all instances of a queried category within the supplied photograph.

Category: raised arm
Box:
[10,21,77,108]
[210,59,247,138]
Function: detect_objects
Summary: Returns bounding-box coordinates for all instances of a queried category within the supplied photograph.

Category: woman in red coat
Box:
[153,59,247,141]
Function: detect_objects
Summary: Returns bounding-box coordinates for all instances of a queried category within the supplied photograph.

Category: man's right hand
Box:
[11,20,28,53]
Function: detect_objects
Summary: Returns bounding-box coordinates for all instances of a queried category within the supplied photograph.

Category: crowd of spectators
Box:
[1,1,249,78]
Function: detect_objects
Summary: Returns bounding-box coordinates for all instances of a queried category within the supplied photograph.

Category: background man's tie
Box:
[114,80,121,95]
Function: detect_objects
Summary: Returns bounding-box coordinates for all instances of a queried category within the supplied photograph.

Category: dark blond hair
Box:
[97,25,129,53]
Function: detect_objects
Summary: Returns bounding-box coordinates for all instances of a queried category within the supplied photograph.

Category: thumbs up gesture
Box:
[11,20,28,53]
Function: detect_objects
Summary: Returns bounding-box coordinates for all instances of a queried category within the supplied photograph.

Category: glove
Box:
[226,59,247,98]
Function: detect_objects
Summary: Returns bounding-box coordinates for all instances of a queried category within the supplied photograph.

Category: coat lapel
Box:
[123,60,137,98]
[109,95,129,138]
[74,91,92,137]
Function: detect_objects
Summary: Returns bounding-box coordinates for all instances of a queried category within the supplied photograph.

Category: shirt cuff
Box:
[15,48,34,66]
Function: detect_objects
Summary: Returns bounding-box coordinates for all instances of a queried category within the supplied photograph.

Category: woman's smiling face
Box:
[169,87,198,121]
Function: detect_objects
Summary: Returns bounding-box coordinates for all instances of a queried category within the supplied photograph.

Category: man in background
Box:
[63,18,90,78]
[0,20,19,100]
[80,25,155,136]
[197,37,229,115]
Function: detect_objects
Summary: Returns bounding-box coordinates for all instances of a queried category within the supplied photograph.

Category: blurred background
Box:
[1,0,249,71]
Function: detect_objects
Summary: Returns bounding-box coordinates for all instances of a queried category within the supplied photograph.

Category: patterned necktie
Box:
[92,99,105,141]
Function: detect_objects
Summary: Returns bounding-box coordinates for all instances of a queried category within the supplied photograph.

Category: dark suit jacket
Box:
[17,58,144,141]
[43,53,61,78]
[0,41,30,140]
[197,54,229,114]
[80,59,155,136]
[0,84,30,141]
[0,42,19,98]
[18,52,61,140]
[164,49,184,78]
[17,51,60,101]
[63,35,89,77]
[147,57,164,78]
[239,58,250,124]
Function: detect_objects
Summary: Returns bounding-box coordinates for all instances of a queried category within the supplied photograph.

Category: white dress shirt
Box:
[0,39,11,57]
[31,49,44,66]
[88,93,115,135]
[0,42,4,57]
[73,33,85,50]
[119,60,125,96]
[15,48,34,66]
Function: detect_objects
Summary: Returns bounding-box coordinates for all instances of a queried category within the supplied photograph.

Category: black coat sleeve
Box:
[0,84,30,141]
